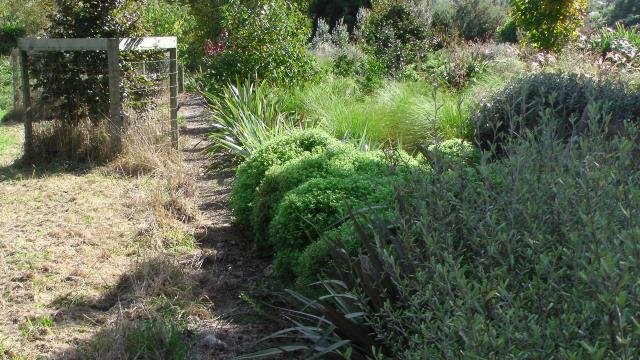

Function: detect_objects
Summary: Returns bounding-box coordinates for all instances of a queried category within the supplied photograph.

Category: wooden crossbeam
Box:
[17,37,177,52]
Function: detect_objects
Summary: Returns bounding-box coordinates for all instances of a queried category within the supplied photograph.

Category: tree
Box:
[513,0,587,51]
[31,0,141,125]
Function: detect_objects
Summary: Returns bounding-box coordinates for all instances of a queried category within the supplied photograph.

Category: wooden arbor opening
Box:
[17,37,180,158]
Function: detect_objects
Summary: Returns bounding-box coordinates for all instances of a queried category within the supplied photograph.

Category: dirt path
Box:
[178,94,276,359]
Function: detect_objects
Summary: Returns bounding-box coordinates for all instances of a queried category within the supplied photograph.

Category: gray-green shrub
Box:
[473,72,640,151]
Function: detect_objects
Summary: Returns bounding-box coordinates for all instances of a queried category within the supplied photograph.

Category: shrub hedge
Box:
[269,174,398,284]
[251,144,390,251]
[230,130,339,232]
[255,113,640,358]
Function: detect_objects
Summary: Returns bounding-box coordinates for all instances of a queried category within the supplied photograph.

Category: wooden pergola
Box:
[17,37,180,155]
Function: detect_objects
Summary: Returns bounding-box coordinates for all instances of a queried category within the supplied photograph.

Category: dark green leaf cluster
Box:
[30,0,142,127]
[496,16,518,44]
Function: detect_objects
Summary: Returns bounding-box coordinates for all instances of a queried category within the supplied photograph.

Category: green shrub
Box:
[252,145,393,250]
[363,1,431,72]
[431,0,509,42]
[0,21,26,54]
[252,112,640,358]
[139,0,197,64]
[332,50,385,92]
[230,130,339,232]
[209,0,319,86]
[513,0,588,51]
[428,46,490,89]
[497,17,518,43]
[269,174,399,284]
[473,72,640,152]
[427,139,480,166]
[31,0,142,127]
[204,80,298,161]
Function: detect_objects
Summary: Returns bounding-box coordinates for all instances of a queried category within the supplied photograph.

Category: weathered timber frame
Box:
[17,37,180,157]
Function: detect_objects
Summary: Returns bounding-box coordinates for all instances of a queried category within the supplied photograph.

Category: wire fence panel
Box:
[16,37,179,162]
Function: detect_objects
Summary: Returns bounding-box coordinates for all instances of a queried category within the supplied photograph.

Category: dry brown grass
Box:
[0,119,206,359]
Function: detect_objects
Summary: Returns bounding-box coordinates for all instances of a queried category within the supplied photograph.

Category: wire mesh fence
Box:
[15,37,179,162]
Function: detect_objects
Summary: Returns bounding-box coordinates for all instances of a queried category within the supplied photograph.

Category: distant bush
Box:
[332,50,385,92]
[607,0,640,28]
[0,21,26,54]
[426,46,490,89]
[230,130,339,232]
[513,0,587,51]
[496,17,518,43]
[208,0,319,86]
[139,0,197,64]
[431,0,509,42]
[363,1,431,72]
[473,72,640,151]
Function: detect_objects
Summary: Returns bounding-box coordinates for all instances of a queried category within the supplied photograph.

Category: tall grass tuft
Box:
[283,77,474,152]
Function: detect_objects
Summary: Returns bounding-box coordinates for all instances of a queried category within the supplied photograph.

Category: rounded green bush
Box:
[251,144,393,250]
[230,130,340,232]
[473,72,640,152]
[428,139,480,166]
[268,174,397,259]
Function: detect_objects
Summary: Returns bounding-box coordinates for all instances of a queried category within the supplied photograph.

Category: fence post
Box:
[11,48,21,111]
[20,50,33,158]
[169,48,179,149]
[107,38,123,153]
[178,63,184,94]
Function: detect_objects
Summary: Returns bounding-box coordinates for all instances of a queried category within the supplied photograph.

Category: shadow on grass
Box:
[0,157,94,181]
[45,248,281,359]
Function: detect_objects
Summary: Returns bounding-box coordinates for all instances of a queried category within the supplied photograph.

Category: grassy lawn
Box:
[0,125,206,358]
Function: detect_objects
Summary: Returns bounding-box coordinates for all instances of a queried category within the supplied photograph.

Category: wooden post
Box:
[11,48,21,111]
[169,48,179,148]
[178,63,184,94]
[20,50,33,158]
[107,38,123,153]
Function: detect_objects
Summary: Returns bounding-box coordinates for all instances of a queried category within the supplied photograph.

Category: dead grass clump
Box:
[30,117,113,163]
